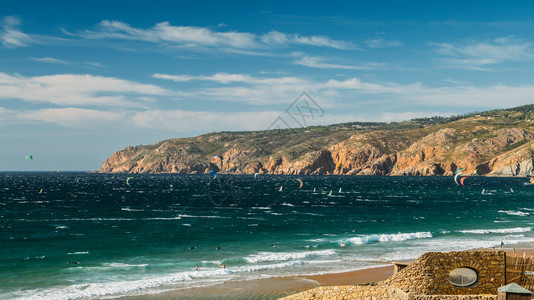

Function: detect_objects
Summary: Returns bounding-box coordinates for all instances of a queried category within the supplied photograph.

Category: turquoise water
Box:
[1,173,533,299]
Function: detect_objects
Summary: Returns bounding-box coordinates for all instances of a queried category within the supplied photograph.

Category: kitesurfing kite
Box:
[296,179,303,188]
[25,155,33,160]
[213,155,223,162]
[454,173,462,185]
[454,172,469,186]
[254,173,260,179]
[456,168,464,174]
[210,170,217,179]
[126,177,133,187]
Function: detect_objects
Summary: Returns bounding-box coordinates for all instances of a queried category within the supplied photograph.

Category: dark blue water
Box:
[1,173,533,299]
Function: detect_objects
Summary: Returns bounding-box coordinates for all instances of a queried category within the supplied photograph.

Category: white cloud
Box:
[432,37,534,70]
[322,77,534,109]
[6,70,534,132]
[153,71,534,110]
[20,108,126,128]
[261,31,355,49]
[0,16,34,48]
[0,73,168,107]
[365,37,403,48]
[80,20,354,52]
[152,72,303,85]
[81,20,258,49]
[30,57,70,64]
[85,61,105,68]
[294,55,376,70]
[133,109,281,132]
[153,72,308,104]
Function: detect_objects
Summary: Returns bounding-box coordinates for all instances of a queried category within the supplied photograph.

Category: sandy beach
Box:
[121,265,394,299]
[120,243,534,299]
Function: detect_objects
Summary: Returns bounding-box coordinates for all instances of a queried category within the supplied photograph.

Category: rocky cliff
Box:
[98,105,534,176]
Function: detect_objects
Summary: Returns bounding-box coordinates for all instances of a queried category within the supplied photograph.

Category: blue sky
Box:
[2,0,534,171]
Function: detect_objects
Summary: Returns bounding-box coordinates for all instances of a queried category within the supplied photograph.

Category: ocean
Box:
[1,172,533,299]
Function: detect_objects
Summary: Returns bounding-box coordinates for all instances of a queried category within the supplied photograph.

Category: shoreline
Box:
[121,243,534,299]
[120,265,395,300]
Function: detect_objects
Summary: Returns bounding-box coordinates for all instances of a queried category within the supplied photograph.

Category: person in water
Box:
[196,265,199,271]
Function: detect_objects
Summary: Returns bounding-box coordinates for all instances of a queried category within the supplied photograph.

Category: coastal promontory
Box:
[98,105,534,176]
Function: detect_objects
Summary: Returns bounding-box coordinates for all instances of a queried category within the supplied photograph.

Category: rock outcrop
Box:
[98,105,534,176]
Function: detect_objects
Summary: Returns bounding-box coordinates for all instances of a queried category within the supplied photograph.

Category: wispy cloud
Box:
[6,70,534,131]
[20,108,126,128]
[0,73,167,107]
[0,16,34,48]
[261,30,355,49]
[152,72,303,85]
[132,109,281,132]
[85,61,105,68]
[153,71,534,110]
[78,20,355,52]
[365,37,403,48]
[0,104,456,132]
[293,55,378,70]
[152,72,307,104]
[29,57,70,64]
[432,37,534,71]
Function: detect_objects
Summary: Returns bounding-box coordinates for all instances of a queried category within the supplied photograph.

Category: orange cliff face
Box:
[97,107,534,176]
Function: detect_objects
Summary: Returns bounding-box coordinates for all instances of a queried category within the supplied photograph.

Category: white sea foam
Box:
[13,260,310,300]
[458,227,532,234]
[307,238,328,243]
[245,249,336,263]
[121,207,144,212]
[103,263,149,268]
[176,214,230,219]
[348,232,432,245]
[498,210,530,216]
[15,268,231,300]
[67,252,89,255]
[282,202,295,207]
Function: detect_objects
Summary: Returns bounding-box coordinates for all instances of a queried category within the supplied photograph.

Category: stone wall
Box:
[384,251,506,295]
[281,251,506,299]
